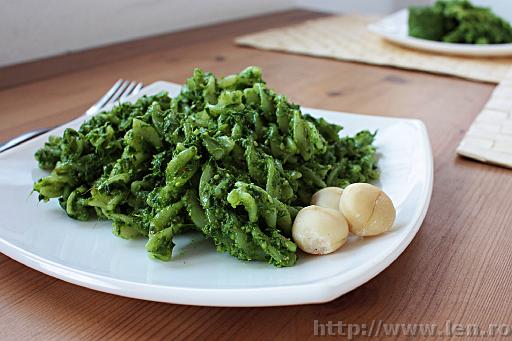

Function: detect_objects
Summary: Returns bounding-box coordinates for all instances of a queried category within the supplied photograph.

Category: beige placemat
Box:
[457,70,512,168]
[236,15,512,83]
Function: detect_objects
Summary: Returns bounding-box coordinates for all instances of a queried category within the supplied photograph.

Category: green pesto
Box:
[409,0,512,44]
[33,66,379,267]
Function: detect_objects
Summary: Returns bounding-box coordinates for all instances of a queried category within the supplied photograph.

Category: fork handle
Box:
[0,80,144,154]
[0,128,52,153]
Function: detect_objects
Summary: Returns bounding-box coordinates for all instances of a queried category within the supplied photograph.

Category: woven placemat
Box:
[457,70,512,168]
[236,15,512,84]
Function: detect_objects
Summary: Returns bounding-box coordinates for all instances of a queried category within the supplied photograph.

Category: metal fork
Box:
[0,79,143,153]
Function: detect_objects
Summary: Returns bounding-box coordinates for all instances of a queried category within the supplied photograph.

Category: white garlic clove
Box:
[364,192,396,235]
[311,187,343,211]
[292,205,349,255]
[339,183,396,237]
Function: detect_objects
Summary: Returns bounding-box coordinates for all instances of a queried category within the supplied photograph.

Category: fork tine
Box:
[86,79,142,116]
[86,79,124,115]
[107,80,130,105]
[120,81,137,99]
[132,82,144,95]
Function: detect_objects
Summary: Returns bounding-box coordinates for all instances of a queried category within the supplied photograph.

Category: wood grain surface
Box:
[1,9,511,341]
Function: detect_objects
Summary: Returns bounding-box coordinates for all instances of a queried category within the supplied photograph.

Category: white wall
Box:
[472,0,512,21]
[0,0,294,67]
[2,0,512,67]
[296,0,398,14]
[297,0,511,16]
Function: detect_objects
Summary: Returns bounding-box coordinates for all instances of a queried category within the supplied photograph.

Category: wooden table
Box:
[1,9,511,340]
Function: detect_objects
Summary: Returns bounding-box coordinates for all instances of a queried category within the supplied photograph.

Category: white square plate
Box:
[0,81,432,307]
[368,9,512,57]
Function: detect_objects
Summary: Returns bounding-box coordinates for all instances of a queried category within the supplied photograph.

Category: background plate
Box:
[0,81,433,307]
[368,9,512,57]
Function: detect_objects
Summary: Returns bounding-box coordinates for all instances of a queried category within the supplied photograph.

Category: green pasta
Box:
[33,66,379,267]
[409,0,512,44]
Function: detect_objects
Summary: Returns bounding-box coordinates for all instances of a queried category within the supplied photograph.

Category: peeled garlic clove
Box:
[339,183,380,231]
[292,205,349,255]
[311,187,343,211]
[364,191,396,235]
[339,183,396,237]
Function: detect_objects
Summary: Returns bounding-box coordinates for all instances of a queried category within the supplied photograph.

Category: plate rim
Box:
[368,9,512,57]
[0,81,433,307]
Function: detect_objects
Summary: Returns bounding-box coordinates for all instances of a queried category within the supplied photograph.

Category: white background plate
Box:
[0,81,433,307]
[368,9,512,57]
